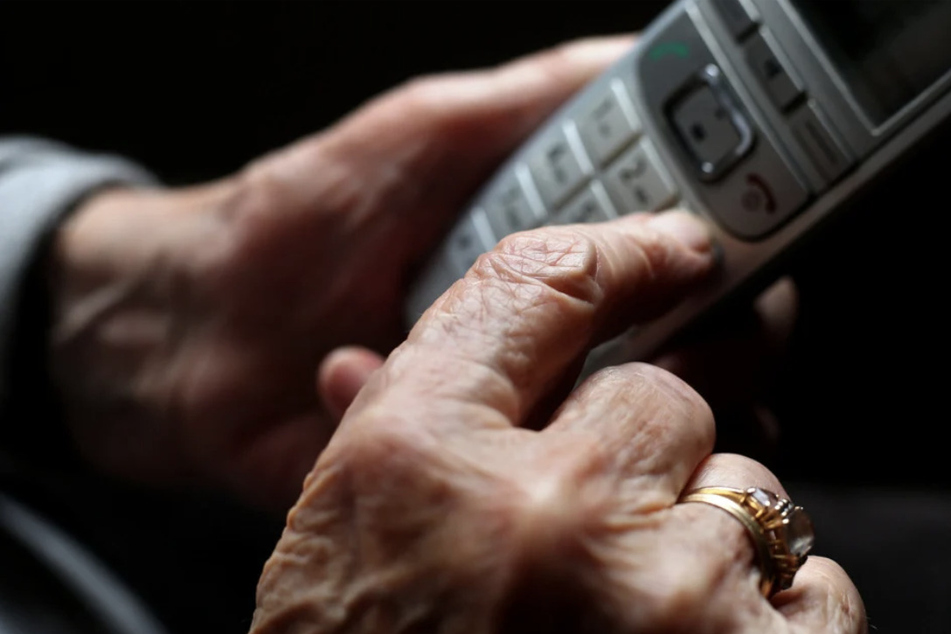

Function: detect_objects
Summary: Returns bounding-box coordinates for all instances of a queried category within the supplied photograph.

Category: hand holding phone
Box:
[406,0,951,375]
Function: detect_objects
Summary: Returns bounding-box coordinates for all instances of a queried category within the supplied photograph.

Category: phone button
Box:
[744,31,804,113]
[789,101,852,186]
[577,80,642,168]
[699,137,809,240]
[552,182,616,226]
[667,65,754,182]
[602,138,679,213]
[638,11,713,98]
[527,127,589,209]
[711,0,758,41]
[485,168,545,238]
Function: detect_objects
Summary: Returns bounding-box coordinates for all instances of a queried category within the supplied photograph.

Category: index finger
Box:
[353,210,715,429]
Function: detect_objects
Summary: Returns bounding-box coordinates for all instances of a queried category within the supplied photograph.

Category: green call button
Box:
[648,41,691,61]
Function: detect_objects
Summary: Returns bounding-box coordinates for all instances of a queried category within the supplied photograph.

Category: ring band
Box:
[678,487,814,597]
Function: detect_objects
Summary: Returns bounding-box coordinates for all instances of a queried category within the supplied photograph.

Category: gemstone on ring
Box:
[747,486,815,558]
[781,504,815,559]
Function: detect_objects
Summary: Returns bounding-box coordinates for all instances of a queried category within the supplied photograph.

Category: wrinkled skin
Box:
[51,36,786,511]
[45,34,865,632]
[49,38,640,508]
[251,214,865,633]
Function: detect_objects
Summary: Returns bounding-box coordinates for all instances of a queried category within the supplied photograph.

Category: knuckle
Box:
[578,363,716,476]
[506,436,610,559]
[399,71,446,95]
[237,150,296,208]
[695,453,784,494]
[638,577,710,630]
[237,146,354,224]
[334,415,437,486]
[212,163,284,255]
[629,362,714,432]
[390,72,467,124]
[474,228,605,308]
[191,168,300,299]
[395,74,443,110]
[300,416,466,535]
[623,505,761,630]
[521,39,589,87]
[626,531,736,629]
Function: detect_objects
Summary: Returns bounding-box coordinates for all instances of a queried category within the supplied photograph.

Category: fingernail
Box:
[647,210,713,253]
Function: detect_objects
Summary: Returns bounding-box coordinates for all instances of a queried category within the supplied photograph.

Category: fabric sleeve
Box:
[0,136,160,413]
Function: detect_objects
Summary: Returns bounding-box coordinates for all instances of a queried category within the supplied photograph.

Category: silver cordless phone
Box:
[405,0,951,374]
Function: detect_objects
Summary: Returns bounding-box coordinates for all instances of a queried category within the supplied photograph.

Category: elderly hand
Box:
[46,37,639,508]
[47,34,796,511]
[251,211,864,633]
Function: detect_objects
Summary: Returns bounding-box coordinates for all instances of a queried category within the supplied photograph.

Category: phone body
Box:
[405,0,951,374]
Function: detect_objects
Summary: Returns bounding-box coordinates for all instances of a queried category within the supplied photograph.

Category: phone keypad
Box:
[522,84,681,224]
[408,56,685,320]
[519,83,682,225]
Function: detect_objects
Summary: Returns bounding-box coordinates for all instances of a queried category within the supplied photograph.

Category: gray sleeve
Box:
[0,137,160,409]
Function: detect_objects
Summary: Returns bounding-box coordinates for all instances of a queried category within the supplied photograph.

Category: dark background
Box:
[1,2,948,633]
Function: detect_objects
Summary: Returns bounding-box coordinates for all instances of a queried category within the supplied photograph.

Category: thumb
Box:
[318,346,386,420]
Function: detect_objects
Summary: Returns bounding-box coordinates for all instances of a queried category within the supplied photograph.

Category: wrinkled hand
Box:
[47,33,797,511]
[251,212,864,633]
[47,37,637,508]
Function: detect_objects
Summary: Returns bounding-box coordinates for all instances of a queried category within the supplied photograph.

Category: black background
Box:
[1,2,948,633]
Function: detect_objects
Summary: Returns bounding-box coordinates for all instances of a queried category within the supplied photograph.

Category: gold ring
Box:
[678,487,814,597]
